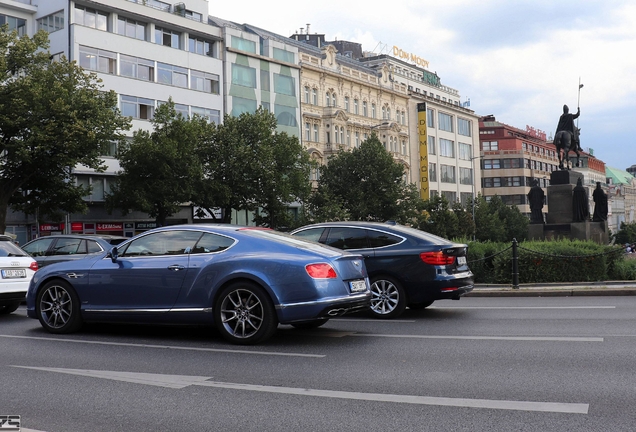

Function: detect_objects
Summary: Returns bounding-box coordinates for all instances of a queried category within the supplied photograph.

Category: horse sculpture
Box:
[553,127,581,170]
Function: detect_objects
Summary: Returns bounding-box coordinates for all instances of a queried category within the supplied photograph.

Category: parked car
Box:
[0,235,38,314]
[26,225,371,344]
[21,234,128,268]
[290,221,474,319]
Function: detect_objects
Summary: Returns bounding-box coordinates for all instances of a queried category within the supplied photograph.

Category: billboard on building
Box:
[417,103,429,200]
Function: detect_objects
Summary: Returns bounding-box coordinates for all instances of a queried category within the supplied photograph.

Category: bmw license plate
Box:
[1,269,26,278]
[457,256,467,265]
[349,280,367,293]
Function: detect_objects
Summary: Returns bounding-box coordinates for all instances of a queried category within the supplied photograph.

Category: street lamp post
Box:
[470,155,482,241]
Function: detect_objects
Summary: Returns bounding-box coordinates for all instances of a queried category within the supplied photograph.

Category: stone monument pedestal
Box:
[527,171,609,244]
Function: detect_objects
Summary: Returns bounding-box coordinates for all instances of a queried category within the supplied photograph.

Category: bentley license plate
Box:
[1,269,27,278]
[349,280,367,293]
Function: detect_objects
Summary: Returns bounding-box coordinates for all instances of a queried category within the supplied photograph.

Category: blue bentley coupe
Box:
[26,225,371,344]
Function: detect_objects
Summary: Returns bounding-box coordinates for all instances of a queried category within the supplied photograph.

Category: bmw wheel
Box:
[215,282,278,345]
[36,280,83,334]
[369,276,406,319]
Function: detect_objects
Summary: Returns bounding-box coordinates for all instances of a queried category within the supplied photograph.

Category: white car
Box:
[0,235,38,314]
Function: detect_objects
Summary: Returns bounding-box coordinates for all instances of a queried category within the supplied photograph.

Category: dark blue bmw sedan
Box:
[291,221,474,319]
[26,225,370,344]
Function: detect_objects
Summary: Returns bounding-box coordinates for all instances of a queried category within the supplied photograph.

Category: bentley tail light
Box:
[306,263,337,279]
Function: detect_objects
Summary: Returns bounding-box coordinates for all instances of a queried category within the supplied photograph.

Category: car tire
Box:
[290,319,329,329]
[0,301,21,315]
[215,282,278,345]
[409,300,434,310]
[36,280,83,334]
[369,276,407,319]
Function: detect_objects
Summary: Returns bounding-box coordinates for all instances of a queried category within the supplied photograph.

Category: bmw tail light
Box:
[306,263,337,279]
[420,251,455,265]
[29,261,39,272]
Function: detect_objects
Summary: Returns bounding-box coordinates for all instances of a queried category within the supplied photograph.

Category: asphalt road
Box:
[2,296,636,432]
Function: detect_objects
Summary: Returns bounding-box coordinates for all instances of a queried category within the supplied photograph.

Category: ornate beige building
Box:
[286,34,411,181]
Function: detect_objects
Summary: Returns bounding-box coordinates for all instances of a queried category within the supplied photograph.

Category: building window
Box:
[326,92,331,107]
[372,103,376,119]
[428,136,436,154]
[313,124,319,142]
[429,163,437,182]
[438,112,453,132]
[304,86,310,104]
[344,96,350,112]
[401,140,407,155]
[387,108,391,120]
[120,55,154,81]
[231,64,256,88]
[346,129,351,146]
[190,70,219,94]
[275,105,298,127]
[36,11,63,34]
[502,158,523,168]
[305,122,311,142]
[439,138,455,158]
[339,127,344,144]
[157,63,188,88]
[260,70,270,92]
[355,132,360,147]
[78,46,116,74]
[482,141,499,151]
[363,101,368,117]
[230,36,256,53]
[458,143,472,161]
[117,16,146,40]
[427,108,435,128]
[231,97,257,116]
[273,48,295,63]
[440,165,456,183]
[155,26,180,48]
[191,107,220,124]
[121,95,155,120]
[74,6,108,30]
[354,99,359,115]
[442,191,457,203]
[188,36,213,56]
[458,118,471,137]
[483,159,501,169]
[460,167,473,185]
[312,88,317,105]
[274,74,295,96]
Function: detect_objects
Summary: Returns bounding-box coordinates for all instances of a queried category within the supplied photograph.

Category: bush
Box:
[608,256,636,280]
[466,239,625,284]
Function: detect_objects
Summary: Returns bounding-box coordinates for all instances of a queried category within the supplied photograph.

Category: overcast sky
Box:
[209,0,636,171]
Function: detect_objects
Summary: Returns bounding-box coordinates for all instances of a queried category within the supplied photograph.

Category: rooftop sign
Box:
[392,46,429,68]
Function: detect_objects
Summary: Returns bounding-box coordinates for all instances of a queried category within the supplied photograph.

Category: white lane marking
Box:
[330,318,416,323]
[352,334,603,342]
[0,335,323,358]
[430,306,616,309]
[12,366,589,414]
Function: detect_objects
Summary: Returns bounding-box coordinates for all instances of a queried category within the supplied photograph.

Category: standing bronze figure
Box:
[572,178,589,222]
[527,179,545,224]
[592,182,608,222]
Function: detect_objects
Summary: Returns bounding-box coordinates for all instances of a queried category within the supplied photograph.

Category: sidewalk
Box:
[466,281,636,297]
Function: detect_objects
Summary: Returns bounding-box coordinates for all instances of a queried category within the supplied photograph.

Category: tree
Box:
[0,28,130,233]
[309,133,421,223]
[193,108,313,228]
[416,194,459,239]
[473,195,528,242]
[106,100,209,226]
[613,221,636,245]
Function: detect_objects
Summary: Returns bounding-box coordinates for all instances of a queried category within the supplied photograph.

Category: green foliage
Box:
[613,221,636,245]
[0,27,130,231]
[473,195,528,242]
[466,240,509,284]
[416,194,459,239]
[309,133,421,223]
[106,100,208,225]
[192,108,313,229]
[608,256,636,280]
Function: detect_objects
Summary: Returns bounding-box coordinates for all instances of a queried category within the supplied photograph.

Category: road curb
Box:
[466,287,636,297]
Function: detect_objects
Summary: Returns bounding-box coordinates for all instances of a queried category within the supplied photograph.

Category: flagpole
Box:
[576,77,583,127]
